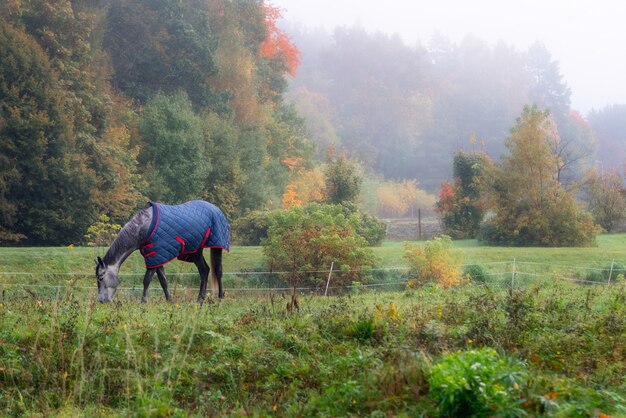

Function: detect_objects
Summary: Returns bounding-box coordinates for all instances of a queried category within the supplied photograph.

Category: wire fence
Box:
[0,258,625,302]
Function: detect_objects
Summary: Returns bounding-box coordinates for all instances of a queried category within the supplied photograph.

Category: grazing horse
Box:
[95,200,230,303]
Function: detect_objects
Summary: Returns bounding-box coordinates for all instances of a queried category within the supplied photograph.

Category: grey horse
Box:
[95,201,230,303]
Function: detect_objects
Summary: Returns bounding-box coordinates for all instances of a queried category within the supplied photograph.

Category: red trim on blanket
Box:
[175,236,185,255]
[198,227,211,249]
[144,257,179,269]
[143,203,160,245]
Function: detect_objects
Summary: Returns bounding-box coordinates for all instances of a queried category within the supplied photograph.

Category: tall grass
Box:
[0,280,624,416]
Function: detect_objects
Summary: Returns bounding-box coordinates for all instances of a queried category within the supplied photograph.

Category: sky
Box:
[271,0,626,114]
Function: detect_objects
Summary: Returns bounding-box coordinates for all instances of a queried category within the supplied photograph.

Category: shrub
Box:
[235,204,386,246]
[262,203,376,287]
[429,348,527,417]
[404,235,462,287]
[464,264,488,283]
[232,211,273,245]
[84,215,121,247]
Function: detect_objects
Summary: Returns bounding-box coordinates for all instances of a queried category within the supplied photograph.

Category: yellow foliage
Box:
[282,184,302,208]
[282,167,326,208]
[404,236,462,287]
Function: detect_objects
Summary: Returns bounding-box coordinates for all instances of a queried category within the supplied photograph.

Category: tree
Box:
[584,169,626,232]
[588,104,626,172]
[0,19,96,244]
[527,42,571,120]
[481,106,597,246]
[436,151,490,238]
[324,153,362,206]
[138,92,210,203]
[546,111,595,186]
[104,0,219,109]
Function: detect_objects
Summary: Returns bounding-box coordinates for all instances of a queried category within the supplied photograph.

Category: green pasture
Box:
[1,235,624,295]
[1,236,625,416]
[2,233,625,274]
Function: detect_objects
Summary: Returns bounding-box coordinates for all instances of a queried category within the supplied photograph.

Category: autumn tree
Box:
[481,106,597,246]
[436,151,490,239]
[584,169,626,232]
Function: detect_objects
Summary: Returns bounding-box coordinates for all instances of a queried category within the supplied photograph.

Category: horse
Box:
[95,200,230,303]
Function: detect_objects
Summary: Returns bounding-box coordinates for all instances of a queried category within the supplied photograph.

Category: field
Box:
[0,236,625,416]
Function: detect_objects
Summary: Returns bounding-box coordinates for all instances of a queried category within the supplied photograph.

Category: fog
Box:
[272,0,626,114]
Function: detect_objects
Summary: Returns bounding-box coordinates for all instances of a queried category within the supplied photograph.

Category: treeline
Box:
[0,0,312,245]
[287,26,624,190]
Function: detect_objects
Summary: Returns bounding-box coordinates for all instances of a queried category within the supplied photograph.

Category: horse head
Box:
[95,256,120,303]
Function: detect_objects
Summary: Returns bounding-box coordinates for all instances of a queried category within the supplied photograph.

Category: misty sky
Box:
[272,0,626,114]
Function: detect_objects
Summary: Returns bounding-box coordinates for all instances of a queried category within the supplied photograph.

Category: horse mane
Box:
[103,207,151,265]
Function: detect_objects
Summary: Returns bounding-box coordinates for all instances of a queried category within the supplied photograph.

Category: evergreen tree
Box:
[0,20,95,244]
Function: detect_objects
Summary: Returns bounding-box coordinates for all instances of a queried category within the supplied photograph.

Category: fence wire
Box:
[0,259,624,302]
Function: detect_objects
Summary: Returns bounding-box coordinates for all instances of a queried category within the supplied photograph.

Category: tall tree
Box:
[584,169,626,232]
[436,151,490,238]
[0,19,95,244]
[588,104,626,172]
[104,0,220,109]
[481,106,597,246]
[138,92,210,204]
[527,42,571,120]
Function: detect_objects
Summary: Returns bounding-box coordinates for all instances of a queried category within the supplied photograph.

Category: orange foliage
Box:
[436,181,454,214]
[282,184,302,208]
[259,3,300,76]
[281,167,326,208]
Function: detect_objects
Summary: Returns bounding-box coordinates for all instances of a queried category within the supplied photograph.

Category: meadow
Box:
[0,236,625,416]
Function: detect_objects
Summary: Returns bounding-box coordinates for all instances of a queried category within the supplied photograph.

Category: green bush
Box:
[428,348,527,417]
[234,203,385,246]
[464,264,488,283]
[232,211,273,245]
[262,203,376,287]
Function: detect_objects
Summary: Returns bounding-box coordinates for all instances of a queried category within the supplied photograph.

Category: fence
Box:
[0,259,624,302]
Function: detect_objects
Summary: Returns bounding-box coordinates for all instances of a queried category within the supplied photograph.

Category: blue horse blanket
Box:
[141,200,230,268]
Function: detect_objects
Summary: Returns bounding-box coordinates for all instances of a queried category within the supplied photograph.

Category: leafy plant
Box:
[84,215,122,247]
[429,348,528,417]
[404,235,463,287]
[464,264,488,283]
[262,203,376,287]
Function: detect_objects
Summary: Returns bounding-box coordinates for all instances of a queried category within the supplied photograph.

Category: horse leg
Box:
[194,252,210,303]
[211,248,224,299]
[142,269,156,303]
[155,267,172,302]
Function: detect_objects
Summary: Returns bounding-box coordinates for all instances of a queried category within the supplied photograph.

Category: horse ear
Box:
[96,256,104,268]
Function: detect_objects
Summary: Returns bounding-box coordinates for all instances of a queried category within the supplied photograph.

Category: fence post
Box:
[324,262,334,296]
[511,258,516,288]
[608,259,615,284]
[418,208,422,240]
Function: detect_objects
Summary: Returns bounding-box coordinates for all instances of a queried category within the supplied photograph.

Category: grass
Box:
[0,236,625,415]
[2,233,625,275]
[0,281,624,416]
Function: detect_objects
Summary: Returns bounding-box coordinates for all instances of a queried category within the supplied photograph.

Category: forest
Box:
[1,0,625,246]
